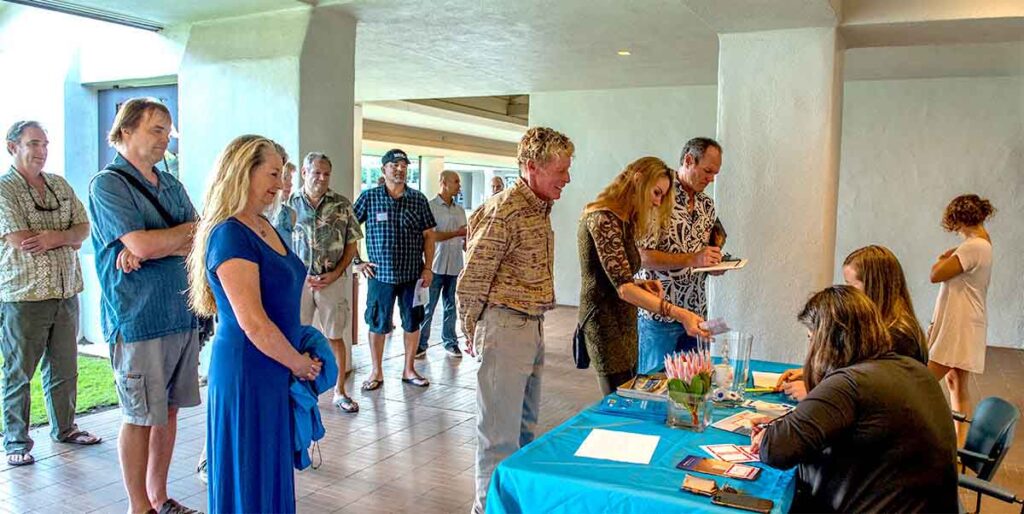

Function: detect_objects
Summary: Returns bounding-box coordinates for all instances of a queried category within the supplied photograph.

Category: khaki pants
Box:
[300,272,353,371]
[473,306,544,513]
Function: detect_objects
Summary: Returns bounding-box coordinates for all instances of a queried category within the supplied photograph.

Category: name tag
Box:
[376,212,388,222]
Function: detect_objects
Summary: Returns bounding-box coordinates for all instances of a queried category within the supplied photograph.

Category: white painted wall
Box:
[837,76,1023,348]
[529,85,718,306]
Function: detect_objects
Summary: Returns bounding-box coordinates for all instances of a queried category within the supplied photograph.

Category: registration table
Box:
[486,360,799,514]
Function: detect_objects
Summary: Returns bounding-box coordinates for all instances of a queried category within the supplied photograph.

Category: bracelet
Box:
[659,298,672,318]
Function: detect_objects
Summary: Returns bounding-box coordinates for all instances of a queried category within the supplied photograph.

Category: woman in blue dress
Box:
[187,135,322,513]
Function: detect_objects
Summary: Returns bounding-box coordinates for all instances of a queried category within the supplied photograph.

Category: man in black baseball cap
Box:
[352,147,436,391]
[381,148,409,167]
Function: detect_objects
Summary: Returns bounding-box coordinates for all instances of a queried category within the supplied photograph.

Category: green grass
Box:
[0,355,119,429]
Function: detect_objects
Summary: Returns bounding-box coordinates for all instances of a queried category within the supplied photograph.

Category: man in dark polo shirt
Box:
[353,149,436,391]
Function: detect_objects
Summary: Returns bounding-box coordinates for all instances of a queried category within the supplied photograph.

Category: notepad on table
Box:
[751,371,782,389]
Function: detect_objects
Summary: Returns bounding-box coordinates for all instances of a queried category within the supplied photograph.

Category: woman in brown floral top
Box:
[578,156,710,395]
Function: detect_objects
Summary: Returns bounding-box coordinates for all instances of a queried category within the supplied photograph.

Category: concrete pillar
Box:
[420,156,445,199]
[457,172,474,209]
[712,28,844,363]
[353,105,363,196]
[178,5,355,207]
[178,5,358,358]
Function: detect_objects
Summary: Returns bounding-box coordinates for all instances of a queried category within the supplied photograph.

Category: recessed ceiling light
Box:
[617,50,631,56]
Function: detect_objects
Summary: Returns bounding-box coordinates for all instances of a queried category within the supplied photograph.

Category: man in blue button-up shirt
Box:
[353,148,436,391]
[88,98,201,514]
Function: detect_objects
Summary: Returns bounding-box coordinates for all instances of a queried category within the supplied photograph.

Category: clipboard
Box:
[693,259,748,273]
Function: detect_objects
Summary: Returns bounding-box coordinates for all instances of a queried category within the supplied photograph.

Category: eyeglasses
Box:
[27,179,61,212]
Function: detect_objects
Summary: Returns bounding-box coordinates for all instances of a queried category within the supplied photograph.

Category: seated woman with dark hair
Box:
[752,286,957,514]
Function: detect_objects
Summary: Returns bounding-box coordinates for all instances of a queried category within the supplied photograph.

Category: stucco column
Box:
[179,5,358,357]
[419,156,445,199]
[178,5,355,207]
[712,27,844,363]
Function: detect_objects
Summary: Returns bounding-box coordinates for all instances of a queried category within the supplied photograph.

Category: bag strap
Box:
[104,165,176,228]
[579,305,599,326]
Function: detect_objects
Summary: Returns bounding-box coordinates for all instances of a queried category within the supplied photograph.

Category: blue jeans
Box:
[637,316,698,374]
[418,274,459,352]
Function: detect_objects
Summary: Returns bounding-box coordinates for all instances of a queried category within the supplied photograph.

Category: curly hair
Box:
[517,127,574,168]
[941,194,995,231]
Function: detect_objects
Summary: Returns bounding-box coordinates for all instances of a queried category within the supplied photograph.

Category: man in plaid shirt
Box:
[353,149,436,390]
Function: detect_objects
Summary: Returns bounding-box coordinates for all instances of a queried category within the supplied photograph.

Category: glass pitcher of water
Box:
[700,331,754,404]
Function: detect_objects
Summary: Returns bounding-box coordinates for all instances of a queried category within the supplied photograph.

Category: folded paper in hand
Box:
[412,283,430,308]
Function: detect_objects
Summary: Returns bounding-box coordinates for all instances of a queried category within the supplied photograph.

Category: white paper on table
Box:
[412,283,430,307]
[752,371,782,389]
[574,428,660,465]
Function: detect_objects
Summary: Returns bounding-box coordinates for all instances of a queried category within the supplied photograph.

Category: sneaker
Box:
[415,348,427,359]
[444,345,463,358]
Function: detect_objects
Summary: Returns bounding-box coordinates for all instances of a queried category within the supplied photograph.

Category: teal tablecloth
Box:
[486,360,799,514]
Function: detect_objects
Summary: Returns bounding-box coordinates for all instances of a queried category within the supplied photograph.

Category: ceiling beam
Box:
[408,98,528,126]
[362,120,517,157]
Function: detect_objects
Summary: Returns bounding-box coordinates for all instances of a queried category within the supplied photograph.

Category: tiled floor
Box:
[1,306,1021,513]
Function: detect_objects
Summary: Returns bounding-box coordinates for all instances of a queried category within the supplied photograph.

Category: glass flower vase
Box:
[666,391,712,432]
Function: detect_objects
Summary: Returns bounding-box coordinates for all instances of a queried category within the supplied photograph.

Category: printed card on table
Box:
[701,444,759,463]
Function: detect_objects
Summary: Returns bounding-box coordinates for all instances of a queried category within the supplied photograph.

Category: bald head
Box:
[439,170,461,201]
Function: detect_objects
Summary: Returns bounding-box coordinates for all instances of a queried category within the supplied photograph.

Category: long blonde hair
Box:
[583,156,675,240]
[187,135,278,316]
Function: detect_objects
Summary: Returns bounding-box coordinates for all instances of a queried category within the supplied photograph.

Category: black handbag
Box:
[573,306,597,369]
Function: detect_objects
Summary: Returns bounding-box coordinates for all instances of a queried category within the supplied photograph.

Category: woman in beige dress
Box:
[927,194,995,446]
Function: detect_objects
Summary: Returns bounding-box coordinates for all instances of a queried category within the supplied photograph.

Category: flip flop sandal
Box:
[333,394,360,413]
[60,430,102,446]
[401,376,430,387]
[361,378,383,391]
[6,451,34,467]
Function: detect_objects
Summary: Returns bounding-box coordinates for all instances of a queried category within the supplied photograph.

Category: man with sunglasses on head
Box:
[0,120,100,468]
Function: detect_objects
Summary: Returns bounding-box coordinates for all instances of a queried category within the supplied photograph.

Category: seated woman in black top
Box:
[752,286,957,513]
[777,245,929,400]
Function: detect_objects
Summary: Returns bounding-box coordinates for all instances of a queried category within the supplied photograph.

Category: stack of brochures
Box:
[616,373,669,401]
[596,395,668,421]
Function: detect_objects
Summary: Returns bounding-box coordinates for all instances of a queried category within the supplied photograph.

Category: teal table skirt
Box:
[486,360,799,514]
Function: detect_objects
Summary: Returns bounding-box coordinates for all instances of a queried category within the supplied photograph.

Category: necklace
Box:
[240,215,268,238]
